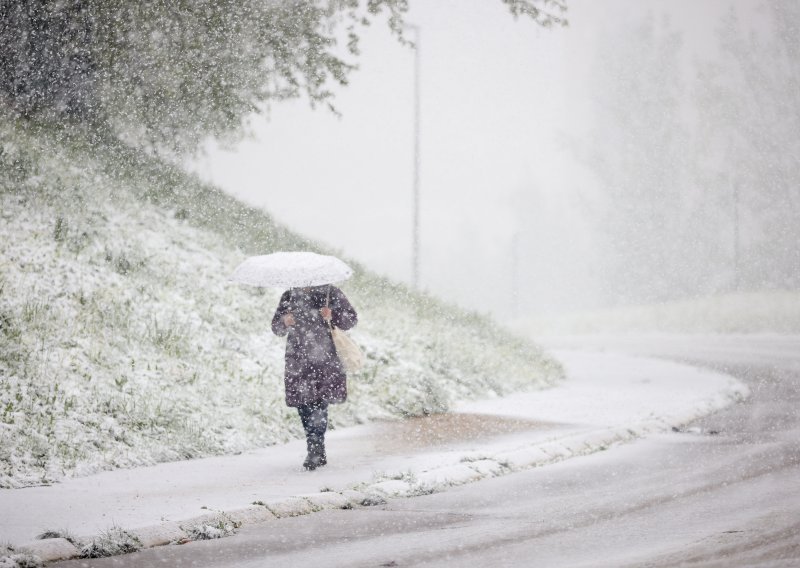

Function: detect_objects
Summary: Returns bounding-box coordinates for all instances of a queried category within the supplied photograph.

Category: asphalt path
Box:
[53,335,800,567]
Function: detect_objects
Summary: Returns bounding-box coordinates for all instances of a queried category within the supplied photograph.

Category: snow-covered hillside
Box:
[0,117,562,488]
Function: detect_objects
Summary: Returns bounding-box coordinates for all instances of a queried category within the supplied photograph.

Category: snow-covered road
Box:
[44,335,800,567]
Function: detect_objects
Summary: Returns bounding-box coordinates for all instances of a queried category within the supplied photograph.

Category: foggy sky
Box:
[189,0,769,318]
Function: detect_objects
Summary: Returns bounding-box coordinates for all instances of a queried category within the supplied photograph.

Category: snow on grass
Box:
[0,554,42,568]
[181,513,241,541]
[79,526,142,558]
[0,116,562,488]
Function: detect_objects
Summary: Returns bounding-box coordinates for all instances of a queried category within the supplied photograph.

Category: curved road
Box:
[54,335,800,567]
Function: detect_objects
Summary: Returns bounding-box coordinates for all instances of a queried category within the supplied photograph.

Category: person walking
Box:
[271,284,358,470]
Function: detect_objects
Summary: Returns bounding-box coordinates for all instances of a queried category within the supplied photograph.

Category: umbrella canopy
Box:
[229,252,353,288]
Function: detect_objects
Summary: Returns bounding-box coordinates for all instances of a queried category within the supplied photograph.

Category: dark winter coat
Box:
[271,285,358,407]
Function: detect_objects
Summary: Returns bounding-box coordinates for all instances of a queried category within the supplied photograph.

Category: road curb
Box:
[8,490,375,565]
[356,376,749,498]
[12,538,79,563]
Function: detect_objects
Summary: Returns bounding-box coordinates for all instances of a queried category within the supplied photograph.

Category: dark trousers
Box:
[297,401,328,451]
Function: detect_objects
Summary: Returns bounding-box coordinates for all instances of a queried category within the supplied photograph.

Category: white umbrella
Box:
[229,251,353,288]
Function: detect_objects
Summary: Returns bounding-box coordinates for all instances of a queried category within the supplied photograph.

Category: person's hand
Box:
[320,307,332,322]
[282,313,296,327]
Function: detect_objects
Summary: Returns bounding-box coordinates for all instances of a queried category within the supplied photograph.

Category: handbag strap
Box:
[325,285,334,331]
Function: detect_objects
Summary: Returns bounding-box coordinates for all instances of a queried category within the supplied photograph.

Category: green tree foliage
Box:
[0,0,567,155]
[501,0,567,27]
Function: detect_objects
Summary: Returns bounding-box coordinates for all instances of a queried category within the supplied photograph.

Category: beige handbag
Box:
[326,287,364,373]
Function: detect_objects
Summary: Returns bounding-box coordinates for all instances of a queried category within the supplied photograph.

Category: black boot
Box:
[316,438,327,467]
[298,402,329,470]
[303,437,316,470]
[303,436,326,470]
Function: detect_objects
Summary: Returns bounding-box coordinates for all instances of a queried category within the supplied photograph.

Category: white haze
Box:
[189,0,797,319]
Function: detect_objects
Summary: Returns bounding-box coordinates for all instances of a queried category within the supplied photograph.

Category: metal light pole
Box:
[406,23,421,289]
[732,178,741,291]
[511,229,520,317]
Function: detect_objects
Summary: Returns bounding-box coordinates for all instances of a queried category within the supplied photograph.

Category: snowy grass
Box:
[515,291,800,335]
[182,513,241,541]
[35,530,77,546]
[79,526,142,558]
[0,554,42,568]
[0,115,562,488]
